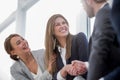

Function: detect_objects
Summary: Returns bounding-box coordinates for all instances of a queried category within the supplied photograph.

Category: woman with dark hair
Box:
[44,14,89,80]
[4,33,55,80]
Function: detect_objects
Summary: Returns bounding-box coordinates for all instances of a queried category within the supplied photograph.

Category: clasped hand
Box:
[68,60,87,76]
[61,60,87,77]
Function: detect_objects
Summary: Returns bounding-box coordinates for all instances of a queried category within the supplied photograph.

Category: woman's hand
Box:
[59,60,87,78]
[47,54,56,74]
[67,60,87,76]
[72,60,87,76]
[60,64,73,78]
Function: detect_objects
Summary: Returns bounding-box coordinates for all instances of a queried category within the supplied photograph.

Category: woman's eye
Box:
[16,38,25,45]
[62,22,66,24]
[55,23,60,27]
[16,40,21,45]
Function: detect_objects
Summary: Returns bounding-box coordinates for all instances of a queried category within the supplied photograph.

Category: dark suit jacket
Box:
[104,67,120,80]
[87,3,120,80]
[111,0,120,43]
[103,1,120,79]
[53,32,89,80]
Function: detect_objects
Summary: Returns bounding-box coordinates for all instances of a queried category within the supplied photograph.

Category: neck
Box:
[93,2,107,15]
[57,37,66,48]
[19,52,34,64]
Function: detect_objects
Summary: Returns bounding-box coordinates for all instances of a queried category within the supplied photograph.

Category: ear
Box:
[10,50,16,55]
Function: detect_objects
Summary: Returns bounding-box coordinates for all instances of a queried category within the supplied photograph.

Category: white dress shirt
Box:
[57,46,66,80]
[31,66,42,80]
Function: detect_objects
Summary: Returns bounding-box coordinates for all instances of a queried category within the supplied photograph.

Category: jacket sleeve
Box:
[11,65,30,80]
[104,67,120,80]
[76,32,89,61]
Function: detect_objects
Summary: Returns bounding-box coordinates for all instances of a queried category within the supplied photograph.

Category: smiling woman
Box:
[26,0,82,50]
[0,0,86,80]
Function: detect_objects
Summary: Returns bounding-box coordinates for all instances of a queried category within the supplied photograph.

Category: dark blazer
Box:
[87,3,120,80]
[103,1,120,79]
[104,67,120,80]
[53,32,89,80]
[111,0,120,43]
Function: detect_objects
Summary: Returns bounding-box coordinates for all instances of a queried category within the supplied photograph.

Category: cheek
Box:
[14,47,20,52]
[66,26,69,30]
[54,30,59,37]
[15,45,22,51]
[54,27,59,34]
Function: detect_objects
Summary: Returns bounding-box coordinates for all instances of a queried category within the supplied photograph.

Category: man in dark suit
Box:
[81,0,120,80]
[102,0,120,79]
[111,0,120,44]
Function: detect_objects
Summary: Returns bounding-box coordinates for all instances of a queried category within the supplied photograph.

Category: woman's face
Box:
[54,17,69,39]
[10,36,30,56]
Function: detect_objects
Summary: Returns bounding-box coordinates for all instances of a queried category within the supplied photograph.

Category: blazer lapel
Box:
[19,60,34,80]
[57,52,64,71]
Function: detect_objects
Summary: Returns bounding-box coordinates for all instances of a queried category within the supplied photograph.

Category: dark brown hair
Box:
[4,34,21,61]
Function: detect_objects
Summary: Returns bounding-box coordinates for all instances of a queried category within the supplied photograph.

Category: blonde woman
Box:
[45,14,89,80]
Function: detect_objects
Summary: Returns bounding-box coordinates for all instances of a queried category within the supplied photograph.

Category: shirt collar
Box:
[100,2,107,9]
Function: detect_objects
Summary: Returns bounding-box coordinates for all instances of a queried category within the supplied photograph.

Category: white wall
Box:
[0,22,16,80]
[0,0,16,80]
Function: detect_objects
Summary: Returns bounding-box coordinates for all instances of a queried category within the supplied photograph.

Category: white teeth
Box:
[60,30,66,32]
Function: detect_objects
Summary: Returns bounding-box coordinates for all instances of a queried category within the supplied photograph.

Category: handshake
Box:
[60,60,89,78]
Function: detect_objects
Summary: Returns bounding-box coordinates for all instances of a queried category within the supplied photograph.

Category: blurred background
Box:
[0,0,113,80]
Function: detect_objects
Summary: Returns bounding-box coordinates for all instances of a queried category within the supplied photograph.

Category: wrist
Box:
[47,67,52,74]
[60,67,67,78]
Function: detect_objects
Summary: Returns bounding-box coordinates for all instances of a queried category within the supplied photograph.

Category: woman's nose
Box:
[21,40,26,45]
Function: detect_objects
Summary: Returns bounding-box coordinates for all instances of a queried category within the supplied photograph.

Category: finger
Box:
[69,66,78,76]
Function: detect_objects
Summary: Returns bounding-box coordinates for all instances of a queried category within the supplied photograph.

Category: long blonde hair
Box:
[45,14,72,74]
